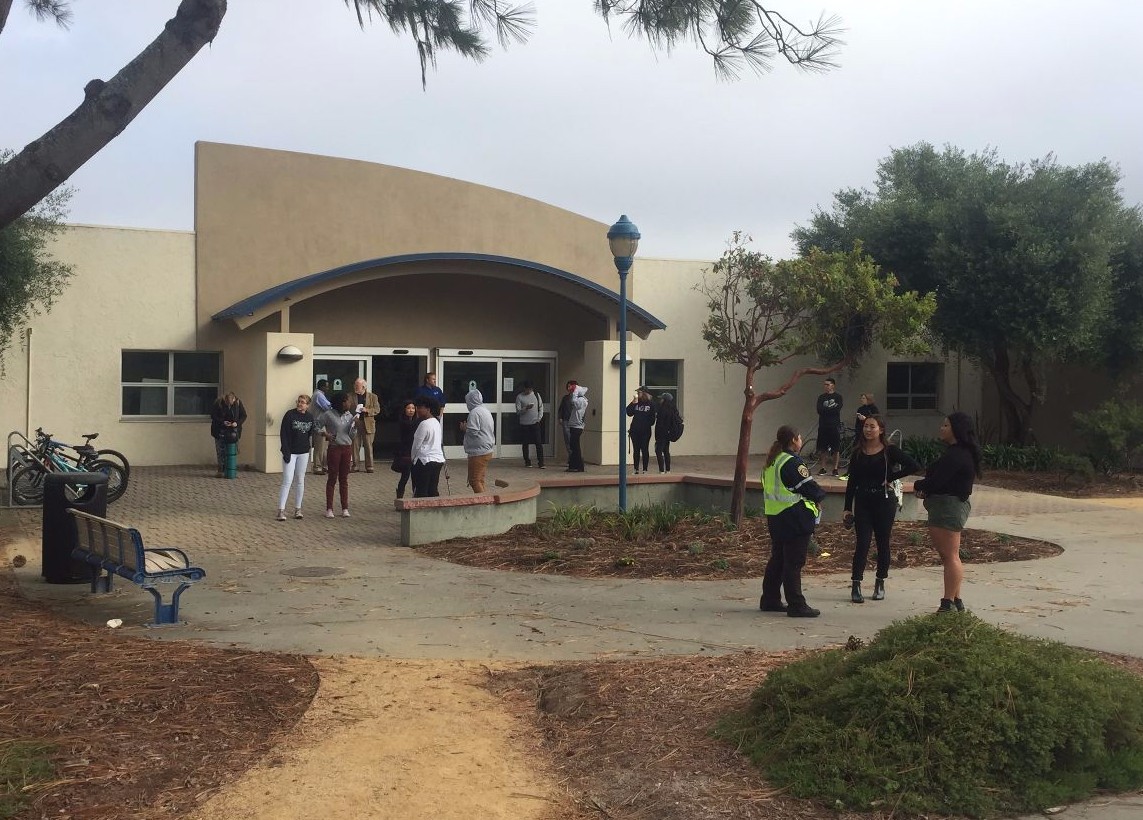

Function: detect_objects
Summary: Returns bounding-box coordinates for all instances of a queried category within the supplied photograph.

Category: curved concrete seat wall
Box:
[395,474,920,547]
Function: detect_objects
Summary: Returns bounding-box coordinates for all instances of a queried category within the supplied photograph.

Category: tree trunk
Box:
[985,342,1033,444]
[0,0,227,233]
[728,360,845,528]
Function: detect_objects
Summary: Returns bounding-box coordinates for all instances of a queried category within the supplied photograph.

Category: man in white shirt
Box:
[410,396,446,497]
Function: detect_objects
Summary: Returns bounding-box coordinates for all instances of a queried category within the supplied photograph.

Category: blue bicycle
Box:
[9,429,129,505]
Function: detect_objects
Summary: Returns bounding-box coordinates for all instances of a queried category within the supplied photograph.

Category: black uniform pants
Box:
[761,532,811,608]
[851,490,897,581]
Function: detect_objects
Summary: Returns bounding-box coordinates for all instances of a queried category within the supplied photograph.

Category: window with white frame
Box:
[122,351,220,417]
[640,359,682,411]
[886,362,940,411]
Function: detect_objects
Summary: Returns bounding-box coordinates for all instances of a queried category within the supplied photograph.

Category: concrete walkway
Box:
[6,455,1141,660]
[4,455,1142,819]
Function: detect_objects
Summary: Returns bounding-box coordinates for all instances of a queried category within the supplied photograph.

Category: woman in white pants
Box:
[277,395,316,520]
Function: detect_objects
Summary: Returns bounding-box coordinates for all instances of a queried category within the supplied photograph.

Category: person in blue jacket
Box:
[760,424,826,618]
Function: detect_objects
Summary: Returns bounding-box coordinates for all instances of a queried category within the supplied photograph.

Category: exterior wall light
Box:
[277,345,305,362]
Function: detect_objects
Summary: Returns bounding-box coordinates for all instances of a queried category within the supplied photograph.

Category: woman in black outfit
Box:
[626,387,656,474]
[842,415,921,602]
[653,392,682,473]
[853,392,881,442]
[394,400,418,499]
[913,411,982,612]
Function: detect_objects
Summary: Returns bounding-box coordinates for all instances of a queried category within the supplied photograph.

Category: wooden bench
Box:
[67,509,206,627]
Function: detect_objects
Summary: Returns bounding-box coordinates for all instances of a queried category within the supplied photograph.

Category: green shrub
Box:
[1056,452,1096,485]
[716,615,1143,818]
[1074,399,1143,475]
[903,436,944,468]
[981,443,1063,472]
[1,740,55,819]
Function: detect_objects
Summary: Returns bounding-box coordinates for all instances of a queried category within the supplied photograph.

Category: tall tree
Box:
[794,143,1132,443]
[700,235,934,526]
[0,0,843,233]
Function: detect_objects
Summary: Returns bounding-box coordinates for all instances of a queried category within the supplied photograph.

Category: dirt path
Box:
[187,657,563,820]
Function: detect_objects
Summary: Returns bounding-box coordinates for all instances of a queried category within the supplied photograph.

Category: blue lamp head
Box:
[607,214,641,266]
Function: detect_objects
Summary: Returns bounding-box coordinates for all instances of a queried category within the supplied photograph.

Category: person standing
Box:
[411,397,446,497]
[557,380,576,464]
[760,425,826,618]
[654,392,683,473]
[318,392,356,518]
[350,378,381,472]
[394,400,418,500]
[515,381,545,468]
[626,387,656,474]
[415,372,446,418]
[277,395,315,521]
[842,415,921,603]
[853,391,881,442]
[565,384,588,472]
[913,412,982,613]
[210,392,247,478]
[815,377,844,477]
[460,388,496,493]
[310,379,332,475]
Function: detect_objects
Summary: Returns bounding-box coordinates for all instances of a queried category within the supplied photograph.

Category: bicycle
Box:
[800,425,856,474]
[9,429,129,505]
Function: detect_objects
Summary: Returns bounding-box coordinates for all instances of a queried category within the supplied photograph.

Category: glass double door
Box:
[438,353,555,460]
[313,349,429,458]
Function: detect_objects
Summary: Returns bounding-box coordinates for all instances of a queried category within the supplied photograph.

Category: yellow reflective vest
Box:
[763,451,821,520]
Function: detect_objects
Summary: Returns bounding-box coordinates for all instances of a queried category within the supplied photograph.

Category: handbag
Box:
[390,457,403,473]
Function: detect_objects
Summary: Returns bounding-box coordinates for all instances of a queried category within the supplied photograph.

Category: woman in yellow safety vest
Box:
[760,425,827,618]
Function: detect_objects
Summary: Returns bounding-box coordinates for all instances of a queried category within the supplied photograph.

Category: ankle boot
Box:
[850,581,864,604]
[872,579,885,600]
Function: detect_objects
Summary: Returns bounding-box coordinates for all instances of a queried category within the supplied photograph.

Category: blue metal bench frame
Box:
[67,509,206,626]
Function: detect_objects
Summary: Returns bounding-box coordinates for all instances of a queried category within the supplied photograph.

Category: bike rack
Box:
[5,430,38,508]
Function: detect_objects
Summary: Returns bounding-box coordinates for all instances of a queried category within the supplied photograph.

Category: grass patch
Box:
[540,502,723,541]
[716,614,1143,818]
[0,740,55,819]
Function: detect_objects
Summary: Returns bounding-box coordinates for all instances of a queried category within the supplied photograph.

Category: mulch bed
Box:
[488,649,1143,820]
[417,519,1061,580]
[980,470,1143,498]
[0,563,318,819]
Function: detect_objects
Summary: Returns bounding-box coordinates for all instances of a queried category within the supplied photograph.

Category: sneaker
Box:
[325,509,335,518]
[759,597,788,612]
[832,469,840,477]
[953,598,965,612]
[937,598,955,613]
[787,605,821,618]
[294,509,304,520]
[342,509,351,518]
[818,468,826,476]
[538,465,546,469]
[276,510,287,522]
[524,462,532,468]
[365,468,374,473]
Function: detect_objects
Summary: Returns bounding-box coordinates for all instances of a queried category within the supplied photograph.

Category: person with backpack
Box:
[654,392,683,473]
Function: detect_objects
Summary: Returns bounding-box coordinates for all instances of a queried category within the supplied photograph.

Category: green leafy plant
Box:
[981,444,1063,472]
[1074,399,1143,475]
[710,558,730,571]
[903,436,944,468]
[540,550,560,562]
[1056,452,1096,486]
[907,531,924,547]
[716,614,1143,817]
[614,556,636,568]
[687,542,705,556]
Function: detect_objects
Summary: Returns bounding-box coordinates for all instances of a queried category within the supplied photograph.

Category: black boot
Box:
[954,598,965,612]
[872,579,885,601]
[937,598,954,613]
[850,581,864,604]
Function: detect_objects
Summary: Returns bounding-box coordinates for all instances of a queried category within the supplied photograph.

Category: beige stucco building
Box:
[1,143,979,472]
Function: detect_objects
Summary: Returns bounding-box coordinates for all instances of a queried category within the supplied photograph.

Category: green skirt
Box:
[923,494,971,532]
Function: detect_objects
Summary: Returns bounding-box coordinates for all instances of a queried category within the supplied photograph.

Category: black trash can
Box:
[42,472,109,584]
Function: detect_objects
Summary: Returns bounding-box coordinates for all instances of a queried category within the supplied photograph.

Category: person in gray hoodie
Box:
[566,385,588,472]
[460,388,496,493]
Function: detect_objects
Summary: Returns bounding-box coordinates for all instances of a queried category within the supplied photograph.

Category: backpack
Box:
[669,418,684,443]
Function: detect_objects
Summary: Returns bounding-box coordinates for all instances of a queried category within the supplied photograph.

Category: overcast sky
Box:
[3,0,1142,261]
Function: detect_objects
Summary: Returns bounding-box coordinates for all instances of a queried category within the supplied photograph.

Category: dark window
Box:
[122,351,220,417]
[639,359,682,412]
[886,363,940,411]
